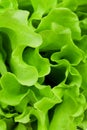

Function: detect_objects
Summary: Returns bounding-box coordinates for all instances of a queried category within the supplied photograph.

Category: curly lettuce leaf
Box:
[49,87,86,130]
[37,8,81,40]
[23,47,50,77]
[0,0,87,130]
[0,72,29,105]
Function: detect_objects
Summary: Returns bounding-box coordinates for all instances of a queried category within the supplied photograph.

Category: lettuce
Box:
[0,0,87,130]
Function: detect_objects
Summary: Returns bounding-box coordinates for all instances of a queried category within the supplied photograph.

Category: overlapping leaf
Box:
[0,0,87,130]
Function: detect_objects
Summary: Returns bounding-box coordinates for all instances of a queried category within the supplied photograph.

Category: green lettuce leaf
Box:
[0,72,29,105]
[0,0,87,130]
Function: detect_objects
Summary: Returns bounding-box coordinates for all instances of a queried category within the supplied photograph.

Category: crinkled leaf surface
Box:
[0,10,42,49]
[0,72,29,105]
[37,8,81,40]
[23,47,50,77]
[0,0,87,130]
[10,46,39,86]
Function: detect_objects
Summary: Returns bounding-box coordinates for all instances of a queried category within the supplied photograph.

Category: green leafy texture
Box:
[0,10,42,49]
[0,72,29,105]
[51,44,84,66]
[79,110,87,130]
[34,83,62,112]
[44,60,69,87]
[37,8,81,40]
[46,59,82,87]
[0,10,43,86]
[75,35,87,58]
[38,23,72,52]
[23,47,50,77]
[15,90,37,113]
[32,84,62,130]
[49,87,86,130]
[0,0,87,130]
[14,90,38,123]
[80,18,87,35]
[0,0,18,11]
[76,5,87,16]
[0,35,6,60]
[65,66,82,87]
[10,46,39,86]
[76,62,87,98]
[4,118,15,130]
[76,0,87,6]
[30,0,57,17]
[28,0,57,30]
[35,82,61,99]
[49,98,77,130]
[15,83,62,124]
[57,0,87,11]
[24,106,49,130]
[0,104,17,118]
[14,83,62,130]
[0,120,6,130]
[57,0,78,11]
[15,106,49,130]
[14,123,27,130]
[17,0,32,10]
[0,53,7,75]
[15,107,32,124]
